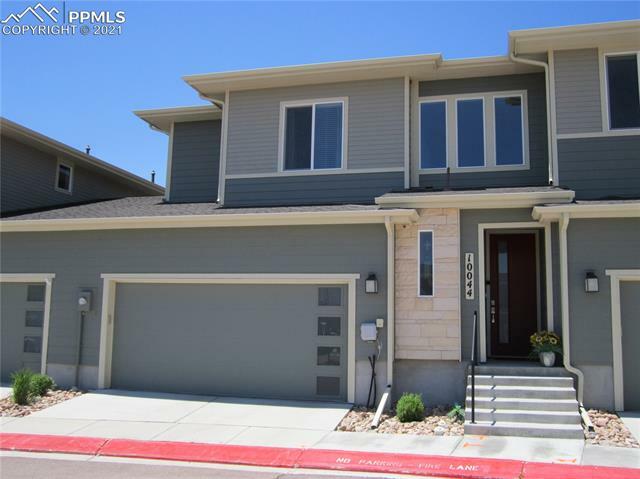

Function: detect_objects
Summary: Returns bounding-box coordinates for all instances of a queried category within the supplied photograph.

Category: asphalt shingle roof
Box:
[4,196,382,221]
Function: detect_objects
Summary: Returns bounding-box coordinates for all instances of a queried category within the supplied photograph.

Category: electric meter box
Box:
[360,322,378,342]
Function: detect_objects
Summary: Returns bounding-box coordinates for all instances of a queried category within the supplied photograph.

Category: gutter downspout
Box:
[559,213,585,404]
[384,216,395,389]
[509,50,555,186]
[373,217,395,429]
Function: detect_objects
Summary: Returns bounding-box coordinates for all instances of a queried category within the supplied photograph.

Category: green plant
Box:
[30,374,55,397]
[530,331,562,355]
[447,403,465,423]
[11,369,34,405]
[396,393,425,423]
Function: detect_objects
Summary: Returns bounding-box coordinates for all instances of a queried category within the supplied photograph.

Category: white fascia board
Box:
[134,105,222,133]
[510,20,640,54]
[533,203,640,220]
[0,209,418,233]
[375,190,575,209]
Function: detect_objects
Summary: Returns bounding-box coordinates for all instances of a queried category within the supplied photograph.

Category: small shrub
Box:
[447,403,465,423]
[30,374,55,397]
[11,369,34,405]
[396,393,425,423]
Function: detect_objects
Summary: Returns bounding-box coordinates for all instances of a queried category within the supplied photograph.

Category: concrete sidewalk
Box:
[1,390,638,469]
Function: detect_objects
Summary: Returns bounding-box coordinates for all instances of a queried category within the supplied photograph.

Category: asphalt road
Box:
[0,456,399,479]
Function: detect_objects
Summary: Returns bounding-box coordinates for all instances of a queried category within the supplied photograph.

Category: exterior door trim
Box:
[98,273,360,402]
[0,273,55,375]
[606,269,640,411]
[477,222,552,362]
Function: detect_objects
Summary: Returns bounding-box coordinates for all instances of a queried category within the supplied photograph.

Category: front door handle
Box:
[490,300,496,324]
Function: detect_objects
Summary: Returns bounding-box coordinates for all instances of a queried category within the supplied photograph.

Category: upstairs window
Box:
[420,100,447,169]
[456,98,485,167]
[419,90,528,172]
[494,95,524,166]
[55,162,73,193]
[606,53,640,130]
[282,100,344,171]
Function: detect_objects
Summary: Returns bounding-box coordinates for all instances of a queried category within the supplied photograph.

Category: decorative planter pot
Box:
[539,351,555,367]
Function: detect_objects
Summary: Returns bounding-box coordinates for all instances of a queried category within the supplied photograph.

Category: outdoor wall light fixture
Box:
[365,273,378,294]
[585,271,599,293]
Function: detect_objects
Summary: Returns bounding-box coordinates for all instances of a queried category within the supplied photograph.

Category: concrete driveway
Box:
[0,390,351,448]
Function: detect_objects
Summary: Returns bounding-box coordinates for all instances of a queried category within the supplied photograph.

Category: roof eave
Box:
[532,202,640,220]
[0,208,419,233]
[376,190,575,209]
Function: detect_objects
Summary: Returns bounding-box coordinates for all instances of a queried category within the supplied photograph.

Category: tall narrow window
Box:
[494,96,524,165]
[283,101,344,170]
[56,163,73,192]
[457,99,485,167]
[606,54,640,129]
[420,101,447,169]
[314,103,343,169]
[418,231,434,297]
[284,106,313,170]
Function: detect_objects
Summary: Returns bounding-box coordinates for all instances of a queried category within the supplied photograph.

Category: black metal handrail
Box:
[470,310,478,424]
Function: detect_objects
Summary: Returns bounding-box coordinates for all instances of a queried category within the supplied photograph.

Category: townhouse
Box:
[1,20,638,437]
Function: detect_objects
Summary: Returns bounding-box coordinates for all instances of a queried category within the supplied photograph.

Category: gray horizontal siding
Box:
[169,120,221,203]
[558,136,640,199]
[226,78,405,175]
[0,225,388,367]
[568,218,640,366]
[1,137,145,215]
[553,49,602,134]
[225,172,404,207]
[418,73,549,189]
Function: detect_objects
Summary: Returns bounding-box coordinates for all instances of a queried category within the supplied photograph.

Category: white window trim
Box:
[600,50,640,134]
[493,93,528,168]
[417,230,435,298]
[605,269,640,411]
[98,273,360,403]
[0,273,55,375]
[418,90,529,174]
[418,98,448,170]
[55,159,74,194]
[278,97,348,173]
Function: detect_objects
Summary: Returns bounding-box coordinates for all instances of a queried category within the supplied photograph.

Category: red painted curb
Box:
[99,439,302,468]
[522,461,640,479]
[0,433,106,455]
[1,433,639,479]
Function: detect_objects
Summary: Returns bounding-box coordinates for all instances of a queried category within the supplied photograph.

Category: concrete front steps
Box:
[464,365,584,439]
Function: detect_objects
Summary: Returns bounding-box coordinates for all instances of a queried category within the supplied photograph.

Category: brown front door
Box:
[488,233,538,358]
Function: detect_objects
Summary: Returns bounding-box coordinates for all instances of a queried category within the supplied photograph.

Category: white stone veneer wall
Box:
[395,208,461,360]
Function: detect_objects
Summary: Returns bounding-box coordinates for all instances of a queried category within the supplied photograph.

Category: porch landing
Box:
[465,361,584,439]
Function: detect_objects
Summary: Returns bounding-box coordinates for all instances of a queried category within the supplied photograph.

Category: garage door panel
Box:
[111,283,347,400]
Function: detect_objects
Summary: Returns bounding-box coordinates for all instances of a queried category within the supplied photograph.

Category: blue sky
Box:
[2,1,638,186]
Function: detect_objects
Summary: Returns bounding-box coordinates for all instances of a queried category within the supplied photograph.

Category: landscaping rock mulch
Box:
[585,409,639,448]
[337,405,464,436]
[0,389,83,417]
